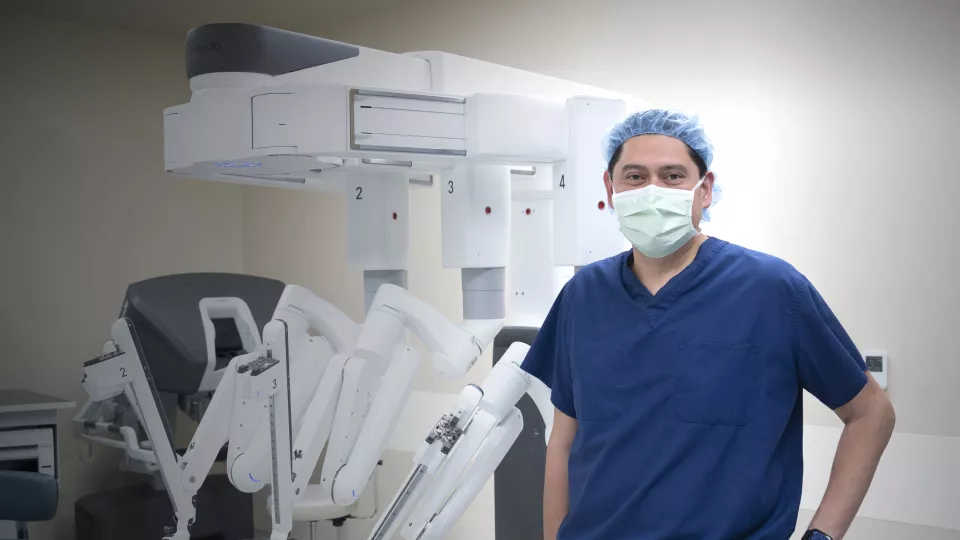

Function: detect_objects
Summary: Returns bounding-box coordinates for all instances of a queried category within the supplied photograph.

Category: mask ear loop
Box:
[608,171,624,211]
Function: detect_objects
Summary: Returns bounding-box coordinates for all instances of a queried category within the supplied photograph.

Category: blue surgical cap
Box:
[602,108,721,221]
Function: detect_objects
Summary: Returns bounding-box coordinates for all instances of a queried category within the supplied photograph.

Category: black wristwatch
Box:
[801,530,833,540]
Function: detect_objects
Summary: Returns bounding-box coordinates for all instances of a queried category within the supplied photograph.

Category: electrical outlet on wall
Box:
[863,351,888,390]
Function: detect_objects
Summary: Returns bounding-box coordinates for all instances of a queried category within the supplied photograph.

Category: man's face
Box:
[604,134,714,229]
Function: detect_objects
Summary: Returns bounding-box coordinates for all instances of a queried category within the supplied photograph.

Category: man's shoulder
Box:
[714,240,805,290]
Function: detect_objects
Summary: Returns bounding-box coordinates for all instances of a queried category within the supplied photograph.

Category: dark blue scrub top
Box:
[522,238,868,540]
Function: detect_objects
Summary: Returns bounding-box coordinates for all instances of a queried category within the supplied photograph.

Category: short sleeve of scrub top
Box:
[521,285,576,419]
[793,275,869,409]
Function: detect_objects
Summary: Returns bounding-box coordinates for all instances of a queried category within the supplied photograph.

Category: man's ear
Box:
[700,171,715,210]
[604,170,615,209]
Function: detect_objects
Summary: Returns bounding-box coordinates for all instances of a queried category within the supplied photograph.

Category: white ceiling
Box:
[3,0,408,40]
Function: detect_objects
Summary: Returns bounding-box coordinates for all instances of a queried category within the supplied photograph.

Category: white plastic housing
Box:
[81,353,127,403]
[441,163,511,269]
[553,97,630,266]
[365,284,484,380]
[354,307,405,365]
[401,411,498,540]
[525,375,555,443]
[408,51,642,107]
[278,47,432,90]
[167,43,435,189]
[352,90,467,155]
[200,356,257,492]
[400,345,532,540]
[477,345,532,420]
[260,320,295,539]
[508,188,565,326]
[381,386,484,540]
[80,320,198,540]
[287,353,348,514]
[494,342,554,441]
[164,35,650,193]
[347,173,411,271]
[272,285,360,353]
[227,338,332,495]
[197,297,261,392]
[244,358,283,401]
[332,346,420,504]
[164,83,577,189]
[164,85,352,190]
[321,353,380,503]
[418,410,523,540]
[465,93,567,163]
[227,286,354,495]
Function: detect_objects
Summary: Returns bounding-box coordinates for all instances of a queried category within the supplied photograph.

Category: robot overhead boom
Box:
[163,23,644,192]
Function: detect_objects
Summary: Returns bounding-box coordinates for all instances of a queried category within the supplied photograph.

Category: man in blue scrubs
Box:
[522,110,896,540]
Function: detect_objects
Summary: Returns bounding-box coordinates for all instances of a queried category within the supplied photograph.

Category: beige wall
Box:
[0,13,245,540]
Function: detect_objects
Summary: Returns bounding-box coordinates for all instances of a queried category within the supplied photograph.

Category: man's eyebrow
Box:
[620,164,648,173]
[659,164,690,174]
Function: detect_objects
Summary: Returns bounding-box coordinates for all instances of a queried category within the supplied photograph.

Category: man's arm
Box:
[807,374,895,539]
[544,407,578,540]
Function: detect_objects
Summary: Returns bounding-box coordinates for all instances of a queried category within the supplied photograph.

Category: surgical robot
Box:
[80,23,641,539]
[79,273,516,540]
[73,273,286,539]
[74,274,284,479]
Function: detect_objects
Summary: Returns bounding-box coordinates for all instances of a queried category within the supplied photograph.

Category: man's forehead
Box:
[621,134,690,154]
[616,135,696,168]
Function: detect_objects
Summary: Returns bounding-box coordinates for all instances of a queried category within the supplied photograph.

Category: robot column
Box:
[347,172,412,311]
[440,163,511,322]
[553,97,628,268]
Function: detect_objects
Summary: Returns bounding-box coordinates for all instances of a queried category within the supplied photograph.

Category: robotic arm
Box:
[80,319,197,538]
[358,283,499,380]
[224,285,358,493]
[78,285,359,540]
[369,342,552,540]
[281,283,504,524]
[179,286,359,540]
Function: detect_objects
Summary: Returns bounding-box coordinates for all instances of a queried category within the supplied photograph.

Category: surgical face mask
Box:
[611,178,704,259]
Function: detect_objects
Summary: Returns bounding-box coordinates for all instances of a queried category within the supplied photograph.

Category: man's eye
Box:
[664,173,684,183]
[626,174,643,182]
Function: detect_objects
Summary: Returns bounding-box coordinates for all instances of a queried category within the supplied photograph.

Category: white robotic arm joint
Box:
[320,283,492,510]
[366,284,492,380]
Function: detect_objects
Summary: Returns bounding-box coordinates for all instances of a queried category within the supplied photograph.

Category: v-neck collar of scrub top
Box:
[620,237,727,321]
